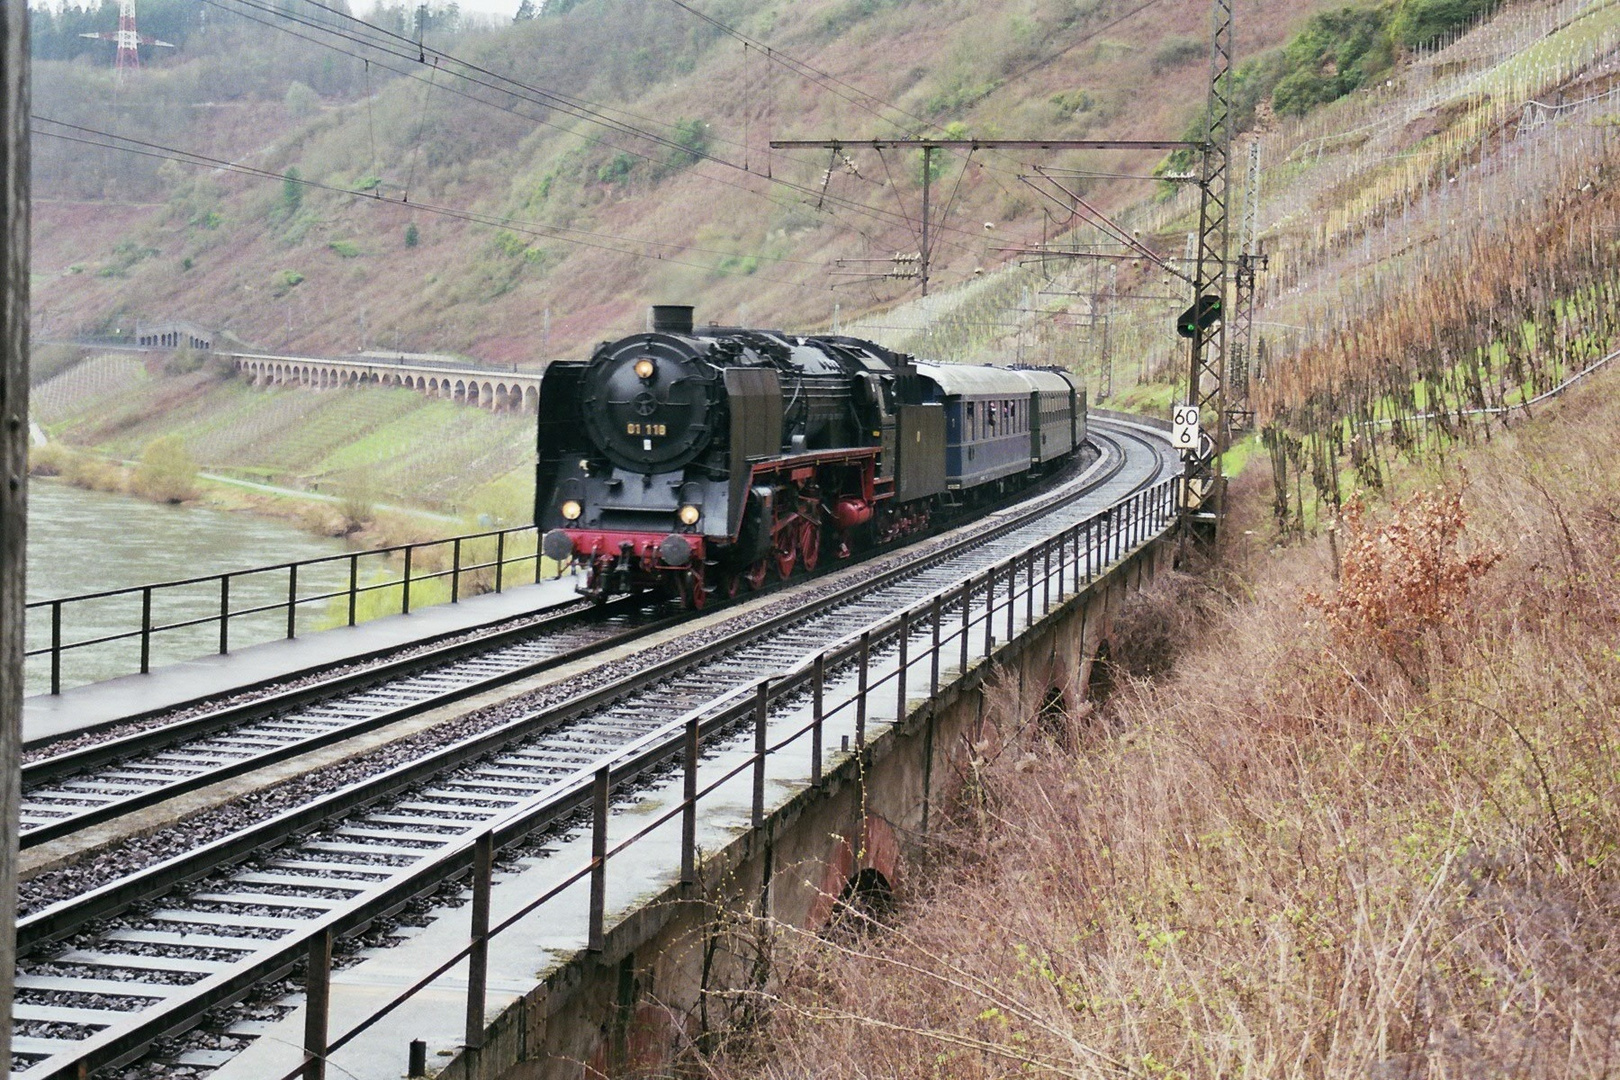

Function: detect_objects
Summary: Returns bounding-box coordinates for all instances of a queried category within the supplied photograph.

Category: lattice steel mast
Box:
[1227,138,1263,432]
[1185,0,1235,518]
[79,0,174,81]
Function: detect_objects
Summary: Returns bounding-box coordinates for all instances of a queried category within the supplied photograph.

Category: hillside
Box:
[29,0,1337,366]
[696,341,1620,1080]
[29,0,1620,537]
[28,347,535,525]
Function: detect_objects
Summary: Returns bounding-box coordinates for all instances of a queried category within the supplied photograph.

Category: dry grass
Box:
[691,369,1620,1079]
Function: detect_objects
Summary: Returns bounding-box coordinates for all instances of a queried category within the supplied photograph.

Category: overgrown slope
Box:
[694,316,1620,1080]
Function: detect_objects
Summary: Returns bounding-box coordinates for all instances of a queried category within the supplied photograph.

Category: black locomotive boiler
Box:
[535,305,1085,607]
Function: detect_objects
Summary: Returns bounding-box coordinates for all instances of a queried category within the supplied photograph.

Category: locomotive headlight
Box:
[634,358,656,380]
[561,499,583,521]
[678,504,701,526]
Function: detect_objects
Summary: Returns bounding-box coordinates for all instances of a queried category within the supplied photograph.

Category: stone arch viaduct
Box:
[229,352,542,414]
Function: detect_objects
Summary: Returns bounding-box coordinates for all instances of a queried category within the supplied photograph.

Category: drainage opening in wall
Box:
[1087,642,1116,704]
[1036,684,1069,744]
[828,868,895,940]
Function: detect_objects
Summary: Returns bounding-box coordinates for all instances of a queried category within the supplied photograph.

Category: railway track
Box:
[16,597,679,850]
[10,420,1174,1079]
[16,437,1109,855]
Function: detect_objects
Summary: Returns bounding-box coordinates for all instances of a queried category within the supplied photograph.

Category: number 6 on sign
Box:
[1171,406,1201,451]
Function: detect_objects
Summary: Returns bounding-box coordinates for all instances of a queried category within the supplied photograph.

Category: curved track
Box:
[9,420,1175,1079]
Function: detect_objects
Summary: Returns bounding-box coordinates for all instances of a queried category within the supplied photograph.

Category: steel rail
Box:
[16,594,673,848]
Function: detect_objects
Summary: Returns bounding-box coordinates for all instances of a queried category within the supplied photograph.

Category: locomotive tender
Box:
[536,305,1086,607]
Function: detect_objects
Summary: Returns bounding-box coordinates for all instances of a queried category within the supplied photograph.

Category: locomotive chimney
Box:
[650,304,695,335]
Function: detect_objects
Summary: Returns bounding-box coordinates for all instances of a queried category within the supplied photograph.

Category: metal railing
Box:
[267,476,1181,1080]
[25,523,550,696]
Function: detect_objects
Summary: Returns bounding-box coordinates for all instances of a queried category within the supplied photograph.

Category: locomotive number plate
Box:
[625,423,668,436]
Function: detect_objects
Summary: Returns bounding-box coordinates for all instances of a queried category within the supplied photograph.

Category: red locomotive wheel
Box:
[774,537,797,581]
[744,559,768,591]
[683,566,708,611]
[721,571,741,600]
[799,520,821,572]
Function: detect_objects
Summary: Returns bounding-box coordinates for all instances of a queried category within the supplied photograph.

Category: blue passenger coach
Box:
[1015,367,1085,466]
[914,362,1037,492]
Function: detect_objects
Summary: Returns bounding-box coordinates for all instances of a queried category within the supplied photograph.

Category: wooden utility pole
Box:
[2,0,30,1058]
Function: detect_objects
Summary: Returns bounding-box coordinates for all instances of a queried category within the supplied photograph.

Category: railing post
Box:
[348,553,360,627]
[534,528,544,584]
[811,654,824,787]
[983,571,995,657]
[752,680,769,828]
[930,596,942,697]
[1058,529,1067,599]
[50,600,61,695]
[452,538,462,604]
[1085,519,1094,581]
[1074,521,1082,585]
[219,575,230,655]
[465,831,493,1050]
[496,531,506,594]
[1044,539,1052,614]
[402,547,413,616]
[959,579,971,674]
[682,716,699,883]
[896,610,910,721]
[1025,549,1035,626]
[997,563,1010,647]
[589,766,610,953]
[287,563,299,640]
[139,587,152,675]
[856,632,870,748]
[303,928,333,1080]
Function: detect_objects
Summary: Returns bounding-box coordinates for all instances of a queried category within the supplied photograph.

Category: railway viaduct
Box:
[11,414,1180,1080]
[230,352,542,414]
[190,418,1177,1080]
[459,533,1169,1080]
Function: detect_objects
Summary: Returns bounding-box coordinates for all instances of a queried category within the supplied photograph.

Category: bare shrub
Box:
[1105,568,1223,680]
[334,473,377,534]
[26,441,75,478]
[131,435,198,504]
[1309,488,1501,659]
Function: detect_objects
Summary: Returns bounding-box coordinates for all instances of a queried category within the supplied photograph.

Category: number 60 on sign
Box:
[1171,406,1201,451]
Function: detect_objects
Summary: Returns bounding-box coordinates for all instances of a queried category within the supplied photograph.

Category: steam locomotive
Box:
[535,305,1086,608]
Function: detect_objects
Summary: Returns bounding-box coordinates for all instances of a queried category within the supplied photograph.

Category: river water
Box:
[25,480,355,697]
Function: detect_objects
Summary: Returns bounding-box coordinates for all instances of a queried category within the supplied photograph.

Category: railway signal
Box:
[1176,294,1223,339]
